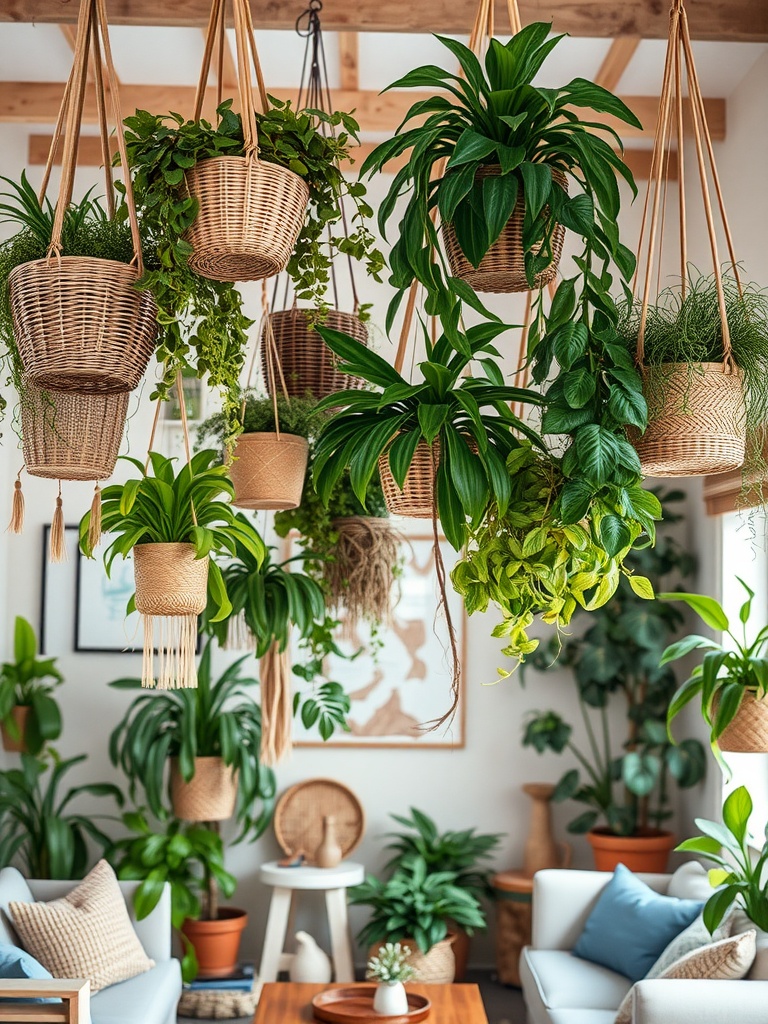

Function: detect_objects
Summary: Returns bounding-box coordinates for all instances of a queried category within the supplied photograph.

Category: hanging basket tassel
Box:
[88,482,102,551]
[224,611,256,653]
[49,484,67,563]
[259,642,292,766]
[141,613,199,690]
[7,471,24,534]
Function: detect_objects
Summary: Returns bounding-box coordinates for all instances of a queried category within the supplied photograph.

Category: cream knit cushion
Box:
[8,860,154,992]
[614,930,756,1024]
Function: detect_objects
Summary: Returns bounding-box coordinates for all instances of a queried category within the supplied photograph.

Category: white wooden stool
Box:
[257,860,365,984]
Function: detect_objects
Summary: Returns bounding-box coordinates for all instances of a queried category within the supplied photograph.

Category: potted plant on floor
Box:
[521,491,706,871]
[0,616,62,755]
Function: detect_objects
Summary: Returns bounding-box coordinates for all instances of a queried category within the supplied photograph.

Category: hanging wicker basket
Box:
[262,309,368,400]
[185,157,309,283]
[10,258,157,394]
[133,543,209,616]
[229,431,309,511]
[379,439,438,518]
[632,362,746,477]
[22,382,128,482]
[442,167,567,294]
[170,756,238,822]
[718,690,768,753]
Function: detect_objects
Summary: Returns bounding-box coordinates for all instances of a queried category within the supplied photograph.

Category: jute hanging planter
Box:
[230,432,308,511]
[170,756,238,821]
[324,517,399,632]
[262,309,368,400]
[378,439,439,519]
[718,690,768,753]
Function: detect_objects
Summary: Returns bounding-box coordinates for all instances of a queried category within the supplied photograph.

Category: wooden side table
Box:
[0,978,90,1022]
[492,870,533,987]
[254,982,489,1023]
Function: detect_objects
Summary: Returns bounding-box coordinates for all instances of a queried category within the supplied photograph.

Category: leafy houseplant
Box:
[0,616,62,755]
[0,752,122,880]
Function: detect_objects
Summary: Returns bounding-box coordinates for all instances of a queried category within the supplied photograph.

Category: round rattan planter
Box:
[133,543,209,616]
[718,690,768,753]
[22,383,128,482]
[263,308,368,400]
[442,167,567,293]
[633,362,746,477]
[229,432,309,511]
[185,156,309,282]
[369,936,456,985]
[379,440,438,518]
[9,257,157,394]
[181,908,248,979]
[586,828,676,873]
[170,756,238,822]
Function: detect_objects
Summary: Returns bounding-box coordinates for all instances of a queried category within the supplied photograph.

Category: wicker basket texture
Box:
[170,756,238,822]
[274,779,365,864]
[719,690,768,753]
[263,309,368,399]
[229,432,308,511]
[379,440,439,518]
[133,543,209,616]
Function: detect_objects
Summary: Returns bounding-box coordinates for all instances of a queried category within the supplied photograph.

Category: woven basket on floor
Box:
[22,383,128,481]
[229,432,308,511]
[263,309,368,400]
[185,157,309,282]
[718,690,768,753]
[10,258,157,394]
[442,167,567,293]
[133,543,209,616]
[170,756,238,822]
[632,362,746,477]
[379,439,438,518]
[369,936,456,985]
[177,988,258,1020]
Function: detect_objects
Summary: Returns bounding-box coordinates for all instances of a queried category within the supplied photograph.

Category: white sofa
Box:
[521,868,768,1024]
[0,867,182,1024]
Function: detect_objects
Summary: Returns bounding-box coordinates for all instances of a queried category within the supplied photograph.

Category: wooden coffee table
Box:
[254,982,489,1022]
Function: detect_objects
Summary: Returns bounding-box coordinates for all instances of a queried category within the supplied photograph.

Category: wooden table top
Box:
[254,982,489,1023]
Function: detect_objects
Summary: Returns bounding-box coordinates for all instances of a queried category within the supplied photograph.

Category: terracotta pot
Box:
[368,934,456,984]
[0,706,29,753]
[587,828,676,873]
[182,907,248,979]
[451,927,470,982]
[170,757,238,822]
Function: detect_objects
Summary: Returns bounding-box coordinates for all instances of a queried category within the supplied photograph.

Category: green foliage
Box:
[79,450,266,623]
[0,752,122,879]
[662,577,768,762]
[522,491,706,836]
[384,807,502,904]
[677,786,768,934]
[197,393,319,446]
[451,443,659,668]
[349,855,486,954]
[0,616,63,755]
[108,641,276,842]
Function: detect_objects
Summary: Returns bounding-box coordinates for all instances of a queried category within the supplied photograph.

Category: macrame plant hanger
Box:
[631,0,746,477]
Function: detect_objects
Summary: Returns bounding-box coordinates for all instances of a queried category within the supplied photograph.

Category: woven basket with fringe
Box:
[379,439,438,518]
[719,690,768,753]
[442,167,567,293]
[170,756,238,822]
[22,383,128,482]
[263,308,368,400]
[9,258,157,394]
[230,432,308,511]
[632,362,746,477]
[185,156,309,282]
[133,543,209,616]
[369,936,456,985]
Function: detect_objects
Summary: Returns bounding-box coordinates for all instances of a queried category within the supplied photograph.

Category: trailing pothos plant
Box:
[361,22,639,322]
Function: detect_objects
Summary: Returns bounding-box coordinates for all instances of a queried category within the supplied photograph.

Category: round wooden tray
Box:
[312,986,430,1022]
[274,778,365,864]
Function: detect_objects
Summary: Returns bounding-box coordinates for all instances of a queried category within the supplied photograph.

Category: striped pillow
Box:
[9,860,154,992]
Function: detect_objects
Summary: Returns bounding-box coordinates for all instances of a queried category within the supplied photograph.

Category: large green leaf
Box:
[519,161,553,222]
[482,173,519,250]
[446,129,497,170]
[657,592,730,632]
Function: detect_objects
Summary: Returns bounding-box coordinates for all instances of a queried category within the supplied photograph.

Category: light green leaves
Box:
[658,592,730,632]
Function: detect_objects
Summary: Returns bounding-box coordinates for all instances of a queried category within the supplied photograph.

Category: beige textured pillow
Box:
[614,930,756,1024]
[9,860,154,992]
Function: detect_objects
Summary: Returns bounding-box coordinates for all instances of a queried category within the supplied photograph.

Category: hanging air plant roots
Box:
[324,517,400,635]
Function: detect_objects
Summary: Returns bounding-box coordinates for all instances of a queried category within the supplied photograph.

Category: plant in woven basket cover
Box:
[367,942,417,984]
[362,22,639,311]
[0,616,63,756]
[197,393,319,446]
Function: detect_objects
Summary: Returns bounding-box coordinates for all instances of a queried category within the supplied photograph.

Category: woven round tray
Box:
[263,309,369,400]
[274,779,365,864]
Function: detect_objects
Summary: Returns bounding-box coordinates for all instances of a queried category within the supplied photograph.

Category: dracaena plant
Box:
[311,322,545,550]
[0,616,63,755]
[361,22,640,319]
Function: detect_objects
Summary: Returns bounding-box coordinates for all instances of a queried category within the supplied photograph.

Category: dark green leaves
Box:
[446,129,497,169]
[519,161,553,221]
[482,173,519,249]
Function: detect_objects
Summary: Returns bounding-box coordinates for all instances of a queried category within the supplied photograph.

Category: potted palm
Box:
[0,616,62,755]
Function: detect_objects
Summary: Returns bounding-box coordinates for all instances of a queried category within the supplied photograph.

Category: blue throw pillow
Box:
[573,864,704,982]
[0,943,58,1003]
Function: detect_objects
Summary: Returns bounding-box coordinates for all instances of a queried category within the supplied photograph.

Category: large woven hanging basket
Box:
[263,309,368,400]
[170,756,238,822]
[369,937,456,985]
[442,167,567,293]
[22,382,128,482]
[632,362,746,477]
[719,690,768,753]
[185,157,309,282]
[379,440,438,518]
[10,258,157,394]
[229,432,309,511]
[133,543,209,616]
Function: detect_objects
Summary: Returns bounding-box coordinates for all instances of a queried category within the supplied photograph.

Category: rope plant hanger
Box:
[185,0,310,282]
[630,0,757,478]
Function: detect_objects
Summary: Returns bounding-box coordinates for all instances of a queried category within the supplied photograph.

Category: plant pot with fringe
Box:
[0,706,29,753]
[229,432,309,511]
[718,689,768,753]
[441,166,567,294]
[170,756,238,822]
[369,935,456,985]
[185,157,309,282]
[9,258,157,394]
[586,828,676,873]
[133,543,209,617]
[182,908,248,979]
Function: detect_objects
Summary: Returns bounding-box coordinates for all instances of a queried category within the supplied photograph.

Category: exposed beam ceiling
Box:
[0,0,765,40]
[0,83,727,141]
[594,36,640,91]
[59,22,122,85]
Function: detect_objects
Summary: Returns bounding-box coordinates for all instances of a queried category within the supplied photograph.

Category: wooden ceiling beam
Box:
[0,0,764,41]
[338,33,359,91]
[594,36,640,91]
[1,83,727,141]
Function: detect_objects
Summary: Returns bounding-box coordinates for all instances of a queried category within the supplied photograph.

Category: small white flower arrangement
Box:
[367,943,417,1016]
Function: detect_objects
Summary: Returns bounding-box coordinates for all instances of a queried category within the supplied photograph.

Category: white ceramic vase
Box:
[373,981,409,1016]
[289,930,332,983]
